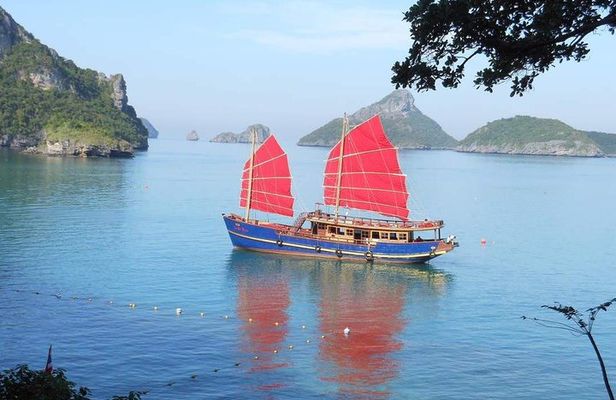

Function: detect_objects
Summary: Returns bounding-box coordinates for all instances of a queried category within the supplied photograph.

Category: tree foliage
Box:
[392,0,616,96]
[0,365,143,400]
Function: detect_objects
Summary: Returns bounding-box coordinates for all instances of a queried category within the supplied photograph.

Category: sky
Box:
[2,0,615,142]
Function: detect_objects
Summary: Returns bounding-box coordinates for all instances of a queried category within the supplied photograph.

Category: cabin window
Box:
[346,229,353,236]
[361,230,369,239]
[371,231,379,239]
[336,227,345,235]
[390,232,398,240]
[380,232,389,240]
[328,226,336,234]
[317,223,326,230]
[399,233,408,241]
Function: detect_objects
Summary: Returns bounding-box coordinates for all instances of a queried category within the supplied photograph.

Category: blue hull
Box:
[223,215,449,264]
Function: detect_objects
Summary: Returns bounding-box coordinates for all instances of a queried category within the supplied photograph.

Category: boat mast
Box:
[244,128,256,221]
[334,113,348,219]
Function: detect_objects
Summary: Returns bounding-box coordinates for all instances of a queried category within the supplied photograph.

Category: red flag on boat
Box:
[323,115,410,220]
[44,345,53,374]
[240,135,294,217]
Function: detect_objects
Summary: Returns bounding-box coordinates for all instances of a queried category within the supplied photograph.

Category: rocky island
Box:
[297,90,457,149]
[209,124,271,143]
[457,116,615,157]
[0,6,147,157]
[140,118,159,139]
[186,130,199,141]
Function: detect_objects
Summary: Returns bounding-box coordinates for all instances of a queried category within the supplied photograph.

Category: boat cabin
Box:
[303,210,444,244]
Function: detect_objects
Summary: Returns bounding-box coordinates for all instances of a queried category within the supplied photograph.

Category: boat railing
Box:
[305,211,443,229]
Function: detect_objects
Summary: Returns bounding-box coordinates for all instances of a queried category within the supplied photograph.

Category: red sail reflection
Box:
[237,275,290,384]
[319,269,407,398]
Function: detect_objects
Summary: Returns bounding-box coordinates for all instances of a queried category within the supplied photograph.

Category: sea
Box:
[1,138,615,399]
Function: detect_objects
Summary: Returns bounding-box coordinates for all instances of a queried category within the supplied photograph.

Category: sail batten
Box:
[323,115,410,220]
[240,135,294,217]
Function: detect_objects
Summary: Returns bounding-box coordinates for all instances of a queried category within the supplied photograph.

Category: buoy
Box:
[288,345,294,350]
[306,339,311,343]
[108,300,113,304]
[191,374,197,379]
[234,362,241,367]
[200,312,205,318]
[321,335,325,339]
[301,325,306,329]
[481,238,487,245]
[224,315,229,319]
[153,306,159,311]
[273,349,278,354]
[274,322,279,326]
[343,327,351,336]
[87,298,92,302]
[254,355,259,360]
[129,303,136,308]
[248,318,253,322]
[176,308,183,316]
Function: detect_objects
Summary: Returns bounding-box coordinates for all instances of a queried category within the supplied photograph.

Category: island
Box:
[0,6,148,157]
[457,116,616,157]
[297,89,457,149]
[209,124,270,144]
[186,130,199,141]
[140,118,159,139]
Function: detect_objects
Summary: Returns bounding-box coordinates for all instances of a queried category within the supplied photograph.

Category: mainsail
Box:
[240,135,294,217]
[323,115,409,220]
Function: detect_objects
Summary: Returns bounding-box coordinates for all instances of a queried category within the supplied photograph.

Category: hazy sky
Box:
[3,1,615,141]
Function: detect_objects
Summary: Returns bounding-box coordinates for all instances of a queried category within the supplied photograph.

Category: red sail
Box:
[240,135,294,217]
[323,115,409,220]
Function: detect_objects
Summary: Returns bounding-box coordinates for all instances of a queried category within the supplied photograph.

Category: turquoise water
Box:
[1,139,616,399]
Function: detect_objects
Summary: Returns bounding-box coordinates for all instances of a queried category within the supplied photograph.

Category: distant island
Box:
[298,90,457,149]
[0,6,147,157]
[186,130,199,141]
[458,116,616,157]
[140,118,159,139]
[209,124,270,144]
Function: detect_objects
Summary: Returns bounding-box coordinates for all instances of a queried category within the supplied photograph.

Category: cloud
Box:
[223,1,409,53]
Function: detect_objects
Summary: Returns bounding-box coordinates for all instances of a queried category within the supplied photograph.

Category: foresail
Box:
[323,115,410,220]
[240,135,294,217]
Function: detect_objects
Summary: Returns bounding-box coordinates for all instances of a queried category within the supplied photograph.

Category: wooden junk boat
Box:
[223,114,458,263]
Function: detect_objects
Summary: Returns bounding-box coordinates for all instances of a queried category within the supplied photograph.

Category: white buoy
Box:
[306,339,311,343]
[129,303,136,308]
[274,322,279,326]
[200,312,205,318]
[224,315,229,319]
[343,327,351,336]
[301,325,306,329]
[176,308,183,316]
[248,318,253,322]
[288,345,294,350]
[153,306,159,311]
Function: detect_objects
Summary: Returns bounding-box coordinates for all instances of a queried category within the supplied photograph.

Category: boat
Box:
[223,114,458,263]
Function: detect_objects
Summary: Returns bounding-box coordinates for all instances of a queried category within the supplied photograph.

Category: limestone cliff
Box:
[0,6,148,157]
[298,90,457,149]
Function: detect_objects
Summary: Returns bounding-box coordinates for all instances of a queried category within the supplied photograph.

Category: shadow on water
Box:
[225,249,452,398]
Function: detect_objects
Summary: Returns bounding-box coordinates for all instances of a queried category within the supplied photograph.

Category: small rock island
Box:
[209,124,270,144]
[186,130,199,141]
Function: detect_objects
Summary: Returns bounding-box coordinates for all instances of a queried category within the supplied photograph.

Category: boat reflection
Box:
[226,250,451,397]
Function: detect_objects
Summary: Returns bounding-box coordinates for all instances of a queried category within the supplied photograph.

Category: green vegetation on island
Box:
[457,116,615,157]
[298,90,457,149]
[0,6,147,157]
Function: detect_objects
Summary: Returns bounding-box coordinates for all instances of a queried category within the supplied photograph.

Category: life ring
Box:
[315,245,321,253]
[335,249,343,258]
[276,239,283,247]
[365,250,374,261]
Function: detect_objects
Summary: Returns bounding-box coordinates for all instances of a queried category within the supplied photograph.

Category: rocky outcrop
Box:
[186,130,199,141]
[140,118,159,138]
[0,7,32,58]
[43,138,133,158]
[458,116,605,157]
[209,124,271,143]
[298,89,457,149]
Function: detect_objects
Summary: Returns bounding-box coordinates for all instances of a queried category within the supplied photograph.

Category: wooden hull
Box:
[223,215,455,264]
